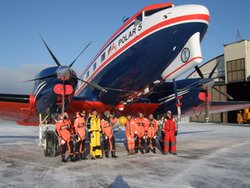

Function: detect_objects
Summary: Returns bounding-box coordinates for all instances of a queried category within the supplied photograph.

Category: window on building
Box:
[227,58,245,82]
[101,53,105,62]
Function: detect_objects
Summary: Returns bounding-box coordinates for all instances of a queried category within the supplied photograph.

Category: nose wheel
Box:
[39,114,58,157]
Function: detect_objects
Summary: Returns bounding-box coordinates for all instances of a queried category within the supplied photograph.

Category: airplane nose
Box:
[184,4,210,23]
[57,66,71,81]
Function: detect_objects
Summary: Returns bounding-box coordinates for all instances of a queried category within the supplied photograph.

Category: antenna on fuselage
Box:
[122,16,130,23]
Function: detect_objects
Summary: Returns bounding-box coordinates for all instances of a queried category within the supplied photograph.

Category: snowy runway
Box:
[0,120,250,188]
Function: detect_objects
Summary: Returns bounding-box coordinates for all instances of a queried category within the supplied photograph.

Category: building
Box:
[187,40,250,123]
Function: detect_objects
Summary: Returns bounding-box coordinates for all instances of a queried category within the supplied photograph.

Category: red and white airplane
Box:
[0,2,249,156]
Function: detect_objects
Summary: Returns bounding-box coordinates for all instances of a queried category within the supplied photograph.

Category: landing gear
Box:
[39,114,58,157]
[43,130,58,157]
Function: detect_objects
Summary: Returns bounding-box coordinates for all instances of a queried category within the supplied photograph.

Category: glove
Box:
[175,129,178,136]
[60,139,66,145]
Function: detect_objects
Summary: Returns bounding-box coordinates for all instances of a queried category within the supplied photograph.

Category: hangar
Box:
[187,40,250,123]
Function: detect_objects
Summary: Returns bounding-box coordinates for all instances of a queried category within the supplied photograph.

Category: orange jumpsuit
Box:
[134,117,149,152]
[74,116,86,155]
[147,119,159,151]
[101,117,117,152]
[164,117,177,154]
[125,119,136,151]
[65,119,74,135]
[56,119,74,156]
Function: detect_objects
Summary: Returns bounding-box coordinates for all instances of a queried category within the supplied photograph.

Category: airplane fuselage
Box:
[31,3,210,116]
[76,3,209,107]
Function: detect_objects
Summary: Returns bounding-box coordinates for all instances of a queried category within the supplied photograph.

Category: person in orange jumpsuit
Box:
[146,114,159,153]
[101,111,118,158]
[125,115,136,155]
[56,114,75,162]
[164,111,177,155]
[74,111,87,160]
[64,112,74,135]
[134,112,149,154]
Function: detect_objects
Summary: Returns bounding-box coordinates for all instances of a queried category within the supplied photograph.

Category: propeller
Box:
[25,73,57,82]
[39,35,61,67]
[69,41,92,68]
[25,36,104,115]
[194,62,233,122]
[74,77,107,93]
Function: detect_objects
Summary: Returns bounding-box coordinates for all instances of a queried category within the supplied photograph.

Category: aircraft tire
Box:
[43,131,57,157]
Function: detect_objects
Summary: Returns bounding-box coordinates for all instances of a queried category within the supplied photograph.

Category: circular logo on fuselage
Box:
[181,47,190,63]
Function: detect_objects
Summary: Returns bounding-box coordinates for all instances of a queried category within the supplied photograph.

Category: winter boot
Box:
[132,149,136,155]
[80,152,87,160]
[127,149,132,155]
[153,148,156,154]
[135,148,138,154]
[69,154,76,162]
[141,148,145,154]
[111,151,118,158]
[61,155,68,163]
[105,151,109,158]
[75,153,80,161]
[146,148,150,153]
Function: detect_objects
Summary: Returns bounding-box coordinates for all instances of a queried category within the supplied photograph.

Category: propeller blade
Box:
[209,60,220,78]
[25,73,57,82]
[212,86,234,100]
[75,77,107,93]
[39,35,61,67]
[195,66,204,79]
[69,41,92,68]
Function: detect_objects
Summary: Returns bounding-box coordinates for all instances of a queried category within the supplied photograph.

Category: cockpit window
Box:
[145,6,172,17]
[135,14,142,26]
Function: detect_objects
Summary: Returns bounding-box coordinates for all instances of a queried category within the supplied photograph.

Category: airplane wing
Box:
[183,101,250,117]
[0,93,39,125]
[132,79,250,118]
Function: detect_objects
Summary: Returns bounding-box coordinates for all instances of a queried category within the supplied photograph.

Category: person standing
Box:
[88,109,102,159]
[124,115,136,155]
[101,111,118,158]
[135,112,149,154]
[56,114,75,162]
[146,114,159,153]
[74,111,87,160]
[164,111,177,155]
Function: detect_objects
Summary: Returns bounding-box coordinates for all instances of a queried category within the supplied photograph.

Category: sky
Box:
[0,0,250,94]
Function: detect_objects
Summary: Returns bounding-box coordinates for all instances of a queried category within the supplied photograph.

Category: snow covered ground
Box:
[0,120,250,188]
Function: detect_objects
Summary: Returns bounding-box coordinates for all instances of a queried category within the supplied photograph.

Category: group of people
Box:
[125,111,177,155]
[55,109,177,163]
